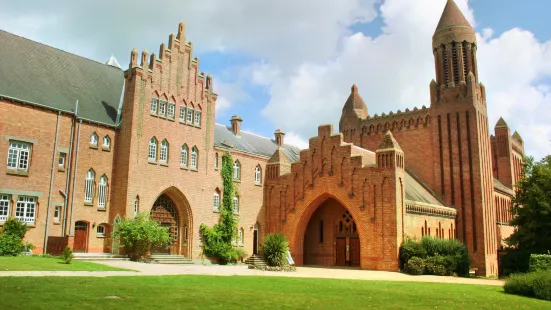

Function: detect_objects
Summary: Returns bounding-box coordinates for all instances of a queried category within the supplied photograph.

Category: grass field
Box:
[0,275,549,309]
[0,256,131,271]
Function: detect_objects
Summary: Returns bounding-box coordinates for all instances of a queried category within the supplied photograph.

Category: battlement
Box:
[359,105,431,135]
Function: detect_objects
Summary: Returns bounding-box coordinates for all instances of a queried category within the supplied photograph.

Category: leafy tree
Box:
[0,217,34,256]
[113,212,172,261]
[507,155,551,254]
[200,152,238,264]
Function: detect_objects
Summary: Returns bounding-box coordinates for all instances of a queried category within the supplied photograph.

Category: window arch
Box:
[160,139,169,163]
[254,165,262,184]
[90,133,98,146]
[194,107,201,126]
[98,175,108,209]
[191,146,198,169]
[233,160,241,180]
[238,228,244,246]
[134,196,139,217]
[233,196,239,213]
[102,136,111,149]
[213,190,220,212]
[181,144,189,168]
[84,169,95,203]
[96,224,106,237]
[214,153,219,170]
[148,137,158,161]
[150,97,159,114]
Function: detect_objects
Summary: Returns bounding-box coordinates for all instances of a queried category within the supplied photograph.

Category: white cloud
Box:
[252,0,551,159]
[284,132,310,150]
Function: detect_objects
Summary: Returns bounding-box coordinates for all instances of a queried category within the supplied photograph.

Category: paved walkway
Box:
[0,260,504,286]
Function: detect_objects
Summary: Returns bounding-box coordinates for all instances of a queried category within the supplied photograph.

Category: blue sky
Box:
[0,0,550,158]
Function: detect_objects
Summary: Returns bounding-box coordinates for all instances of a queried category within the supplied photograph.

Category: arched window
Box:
[233,160,241,180]
[90,133,98,146]
[148,137,157,161]
[150,97,159,114]
[181,145,188,168]
[214,153,219,170]
[238,228,244,246]
[134,196,139,217]
[98,175,108,209]
[96,224,106,237]
[194,109,201,126]
[102,136,111,149]
[160,140,168,163]
[254,166,262,184]
[179,105,186,120]
[233,196,239,213]
[191,147,198,169]
[213,190,220,211]
[84,169,95,203]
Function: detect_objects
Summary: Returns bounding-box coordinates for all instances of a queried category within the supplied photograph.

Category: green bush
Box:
[499,248,530,277]
[233,247,248,263]
[400,236,470,277]
[504,271,551,301]
[112,212,172,261]
[62,246,74,264]
[262,233,289,267]
[1,217,29,238]
[0,217,33,256]
[405,257,425,275]
[529,254,551,273]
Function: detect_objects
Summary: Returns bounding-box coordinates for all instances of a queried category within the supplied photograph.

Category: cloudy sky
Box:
[1,0,550,159]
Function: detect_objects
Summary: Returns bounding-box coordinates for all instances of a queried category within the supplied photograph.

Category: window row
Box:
[148,138,199,169]
[212,190,240,214]
[84,169,109,209]
[89,133,111,150]
[221,157,262,185]
[0,194,37,224]
[150,98,202,127]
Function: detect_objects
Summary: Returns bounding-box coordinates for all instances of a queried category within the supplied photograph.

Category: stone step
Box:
[150,254,194,265]
[73,253,129,261]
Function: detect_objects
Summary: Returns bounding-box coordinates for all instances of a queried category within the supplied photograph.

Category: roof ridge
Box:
[0,29,121,71]
[214,123,301,150]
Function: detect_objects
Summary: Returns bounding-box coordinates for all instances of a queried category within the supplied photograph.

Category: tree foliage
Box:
[113,212,172,261]
[200,152,238,264]
[507,155,551,254]
[0,217,34,256]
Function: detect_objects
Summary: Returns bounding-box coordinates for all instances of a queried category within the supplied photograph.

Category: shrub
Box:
[0,218,33,256]
[400,236,470,277]
[499,248,530,277]
[504,271,551,301]
[529,254,551,273]
[262,233,289,267]
[62,246,74,264]
[113,212,172,261]
[233,247,248,263]
[405,257,425,275]
[1,217,29,239]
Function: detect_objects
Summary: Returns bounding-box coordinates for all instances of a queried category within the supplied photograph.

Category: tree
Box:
[113,212,172,261]
[200,152,238,264]
[507,155,551,254]
[0,217,34,256]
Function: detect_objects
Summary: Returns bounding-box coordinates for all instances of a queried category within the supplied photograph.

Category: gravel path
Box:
[0,260,504,286]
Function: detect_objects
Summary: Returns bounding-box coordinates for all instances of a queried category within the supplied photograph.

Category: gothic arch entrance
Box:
[302,198,360,267]
[150,192,191,256]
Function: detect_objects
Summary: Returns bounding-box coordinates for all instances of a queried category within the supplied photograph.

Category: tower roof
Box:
[434,0,473,34]
[495,117,509,128]
[377,130,402,151]
[105,54,122,69]
[343,84,368,118]
[512,131,523,143]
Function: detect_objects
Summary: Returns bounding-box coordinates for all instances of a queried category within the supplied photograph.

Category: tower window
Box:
[462,42,469,80]
[452,44,459,84]
[442,46,450,85]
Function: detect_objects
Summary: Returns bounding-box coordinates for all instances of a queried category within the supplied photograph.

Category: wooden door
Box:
[253,230,258,255]
[74,222,88,252]
[336,238,346,266]
[350,238,360,266]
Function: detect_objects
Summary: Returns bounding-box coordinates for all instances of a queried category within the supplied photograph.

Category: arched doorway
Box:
[253,223,259,255]
[303,198,360,267]
[74,221,89,253]
[150,194,180,254]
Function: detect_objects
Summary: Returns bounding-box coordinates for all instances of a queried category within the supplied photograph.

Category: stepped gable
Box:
[0,30,125,126]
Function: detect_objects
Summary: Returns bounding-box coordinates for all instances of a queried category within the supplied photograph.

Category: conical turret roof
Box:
[495,117,509,128]
[434,0,473,34]
[343,84,368,118]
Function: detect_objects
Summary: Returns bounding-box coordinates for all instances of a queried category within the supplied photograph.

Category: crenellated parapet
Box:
[356,106,432,136]
[405,200,456,219]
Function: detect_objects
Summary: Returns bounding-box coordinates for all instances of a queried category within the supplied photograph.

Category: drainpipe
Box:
[43,112,61,254]
[68,119,82,236]
[62,101,78,236]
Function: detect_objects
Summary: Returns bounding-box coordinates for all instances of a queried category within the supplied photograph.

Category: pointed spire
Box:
[495,117,509,128]
[377,130,402,151]
[435,0,473,34]
[512,131,523,143]
[343,84,368,118]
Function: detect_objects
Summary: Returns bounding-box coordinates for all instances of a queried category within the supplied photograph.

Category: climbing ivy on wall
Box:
[200,152,238,264]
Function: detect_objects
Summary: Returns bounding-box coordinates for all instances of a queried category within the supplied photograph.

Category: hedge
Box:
[504,271,551,301]
[529,254,551,273]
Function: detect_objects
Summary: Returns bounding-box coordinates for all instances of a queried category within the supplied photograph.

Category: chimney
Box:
[274,129,285,146]
[230,115,243,136]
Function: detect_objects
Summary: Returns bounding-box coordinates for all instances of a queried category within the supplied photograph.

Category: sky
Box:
[0,0,550,159]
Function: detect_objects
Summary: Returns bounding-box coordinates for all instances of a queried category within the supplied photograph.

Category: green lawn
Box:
[0,275,549,309]
[0,256,131,271]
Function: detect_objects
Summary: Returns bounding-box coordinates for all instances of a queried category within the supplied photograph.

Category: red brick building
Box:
[0,0,522,276]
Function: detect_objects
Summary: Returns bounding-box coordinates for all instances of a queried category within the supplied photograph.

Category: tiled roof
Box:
[405,172,444,206]
[214,124,301,162]
[0,30,125,126]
